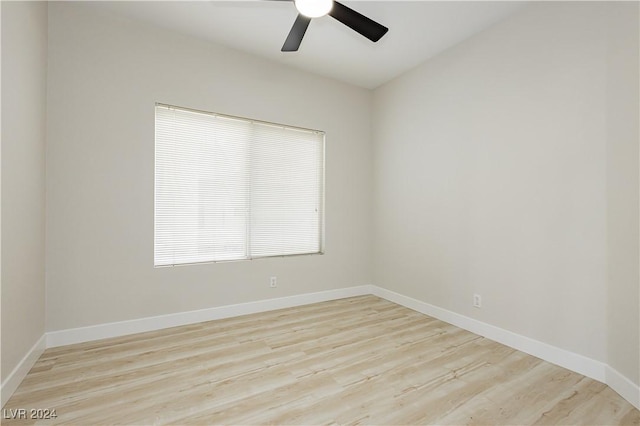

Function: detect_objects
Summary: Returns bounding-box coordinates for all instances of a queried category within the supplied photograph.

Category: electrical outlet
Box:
[270,276,277,288]
[473,294,482,308]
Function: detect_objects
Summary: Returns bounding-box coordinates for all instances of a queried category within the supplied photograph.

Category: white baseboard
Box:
[6,284,638,412]
[371,286,640,410]
[46,285,374,348]
[1,334,46,408]
[606,365,640,410]
[370,286,608,383]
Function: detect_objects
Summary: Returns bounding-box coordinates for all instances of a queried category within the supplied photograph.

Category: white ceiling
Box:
[85,1,527,89]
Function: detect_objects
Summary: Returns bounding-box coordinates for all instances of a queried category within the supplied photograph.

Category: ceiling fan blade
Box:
[282,14,312,52]
[328,1,388,42]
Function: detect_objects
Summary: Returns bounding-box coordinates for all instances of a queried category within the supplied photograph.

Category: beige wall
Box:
[1,1,48,382]
[373,1,637,371]
[45,3,372,331]
[605,2,640,385]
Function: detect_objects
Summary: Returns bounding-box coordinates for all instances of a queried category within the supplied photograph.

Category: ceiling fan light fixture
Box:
[294,0,333,18]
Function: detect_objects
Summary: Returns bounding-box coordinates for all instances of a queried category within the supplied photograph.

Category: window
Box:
[154,104,325,267]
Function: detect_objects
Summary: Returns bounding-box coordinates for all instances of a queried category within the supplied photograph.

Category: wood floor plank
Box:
[3,295,638,425]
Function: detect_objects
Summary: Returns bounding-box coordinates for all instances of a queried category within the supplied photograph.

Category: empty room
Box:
[2,0,639,424]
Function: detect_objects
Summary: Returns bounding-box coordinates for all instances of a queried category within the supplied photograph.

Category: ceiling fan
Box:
[278,0,389,52]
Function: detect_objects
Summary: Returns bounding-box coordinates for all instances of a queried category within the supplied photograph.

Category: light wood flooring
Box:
[3,295,639,425]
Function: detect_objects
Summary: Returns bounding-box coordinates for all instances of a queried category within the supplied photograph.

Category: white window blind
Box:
[154,104,325,267]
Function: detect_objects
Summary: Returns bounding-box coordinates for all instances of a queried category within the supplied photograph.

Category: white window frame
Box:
[154,103,325,267]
